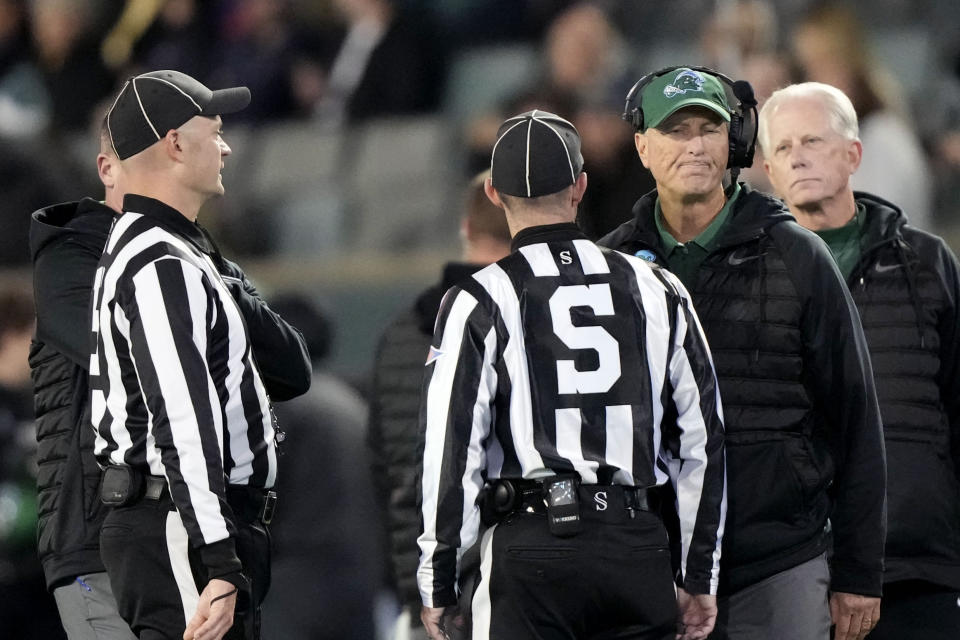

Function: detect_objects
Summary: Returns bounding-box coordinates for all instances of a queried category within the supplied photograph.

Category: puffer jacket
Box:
[30,198,115,589]
[850,192,960,590]
[600,185,886,596]
[367,262,482,615]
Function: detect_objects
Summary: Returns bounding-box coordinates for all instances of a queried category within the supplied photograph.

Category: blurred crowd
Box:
[0,0,958,264]
[1,0,960,638]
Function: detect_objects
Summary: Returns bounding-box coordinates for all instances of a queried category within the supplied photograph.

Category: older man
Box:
[760,81,960,640]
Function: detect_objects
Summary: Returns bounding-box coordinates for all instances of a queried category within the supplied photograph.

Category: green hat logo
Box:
[664,70,707,98]
[639,67,731,130]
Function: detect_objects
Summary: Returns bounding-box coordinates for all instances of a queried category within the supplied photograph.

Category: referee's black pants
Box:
[471,491,678,640]
[100,489,270,640]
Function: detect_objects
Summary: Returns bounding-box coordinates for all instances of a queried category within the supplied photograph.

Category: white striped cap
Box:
[106,70,250,160]
[490,109,584,198]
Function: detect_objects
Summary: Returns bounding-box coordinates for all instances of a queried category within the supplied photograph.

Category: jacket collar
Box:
[122,194,216,255]
[414,262,487,333]
[627,183,793,255]
[30,198,116,261]
[511,222,587,252]
[855,191,906,250]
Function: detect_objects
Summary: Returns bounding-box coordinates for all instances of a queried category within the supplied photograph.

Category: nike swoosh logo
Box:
[728,252,761,266]
[874,262,902,273]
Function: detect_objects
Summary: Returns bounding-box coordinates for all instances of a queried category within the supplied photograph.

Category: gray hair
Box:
[758,82,859,156]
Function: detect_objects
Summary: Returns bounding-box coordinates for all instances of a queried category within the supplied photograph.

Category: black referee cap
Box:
[490,110,584,198]
[107,70,250,160]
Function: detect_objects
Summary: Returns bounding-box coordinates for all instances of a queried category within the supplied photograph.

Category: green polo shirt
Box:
[656,184,741,290]
[813,203,865,280]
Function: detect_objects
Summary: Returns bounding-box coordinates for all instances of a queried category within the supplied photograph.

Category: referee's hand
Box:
[676,587,717,640]
[421,605,451,640]
[183,578,237,640]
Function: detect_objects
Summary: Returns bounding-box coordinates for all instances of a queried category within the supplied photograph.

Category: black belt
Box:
[515,482,661,514]
[141,476,276,525]
[483,478,662,523]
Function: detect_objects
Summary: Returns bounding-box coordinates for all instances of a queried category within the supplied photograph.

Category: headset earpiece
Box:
[729,80,759,169]
[622,76,647,131]
[621,66,681,133]
[621,65,758,170]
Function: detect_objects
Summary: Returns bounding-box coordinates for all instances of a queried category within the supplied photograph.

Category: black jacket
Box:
[30,198,115,589]
[850,193,960,590]
[29,199,310,590]
[600,185,886,596]
[367,262,480,614]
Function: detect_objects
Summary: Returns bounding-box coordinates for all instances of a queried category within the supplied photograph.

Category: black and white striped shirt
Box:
[90,195,276,551]
[417,223,726,606]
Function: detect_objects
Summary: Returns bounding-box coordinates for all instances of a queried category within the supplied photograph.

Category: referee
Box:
[417,110,727,640]
[89,70,307,640]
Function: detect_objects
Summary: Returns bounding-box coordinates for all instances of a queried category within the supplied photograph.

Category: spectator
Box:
[548,2,654,238]
[313,0,446,126]
[697,0,796,193]
[0,136,73,266]
[916,46,960,229]
[0,0,50,138]
[208,0,299,123]
[463,2,653,238]
[28,0,114,134]
[541,2,632,106]
[699,0,778,76]
[127,0,215,81]
[575,100,656,240]
[791,4,933,229]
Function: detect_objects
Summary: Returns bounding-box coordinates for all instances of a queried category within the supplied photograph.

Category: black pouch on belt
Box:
[100,465,143,506]
[478,480,520,526]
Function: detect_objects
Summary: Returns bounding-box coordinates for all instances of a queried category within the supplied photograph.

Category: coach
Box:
[88,70,308,640]
[417,110,726,640]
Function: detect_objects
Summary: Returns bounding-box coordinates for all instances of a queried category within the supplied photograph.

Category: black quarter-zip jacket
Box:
[600,184,887,596]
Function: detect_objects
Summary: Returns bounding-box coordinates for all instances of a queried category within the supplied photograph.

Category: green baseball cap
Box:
[641,68,731,130]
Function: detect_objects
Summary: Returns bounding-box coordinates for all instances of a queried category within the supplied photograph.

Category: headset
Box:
[622,65,759,174]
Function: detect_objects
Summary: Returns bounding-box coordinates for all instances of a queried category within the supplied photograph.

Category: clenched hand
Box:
[183,578,238,640]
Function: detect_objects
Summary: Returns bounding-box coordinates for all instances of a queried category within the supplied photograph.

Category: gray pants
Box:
[53,572,136,640]
[712,553,832,640]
